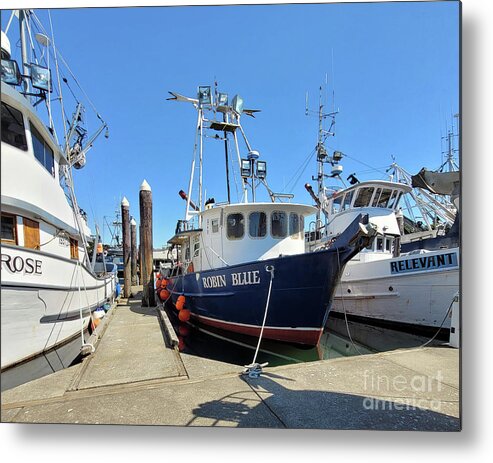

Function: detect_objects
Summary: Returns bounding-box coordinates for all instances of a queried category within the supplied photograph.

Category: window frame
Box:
[1,213,18,245]
[29,121,55,177]
[226,213,245,241]
[248,211,267,239]
[1,102,28,151]
[70,237,79,260]
[289,212,301,240]
[270,210,288,239]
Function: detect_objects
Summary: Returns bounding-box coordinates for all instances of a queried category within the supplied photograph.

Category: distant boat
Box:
[1,10,117,389]
[159,85,374,346]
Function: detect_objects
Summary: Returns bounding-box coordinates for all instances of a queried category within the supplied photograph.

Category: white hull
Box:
[1,244,116,370]
[330,248,459,330]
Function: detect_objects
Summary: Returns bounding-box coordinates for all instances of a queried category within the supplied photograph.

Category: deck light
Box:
[30,63,51,92]
[241,159,252,178]
[1,59,21,86]
[198,86,212,106]
[256,160,267,179]
[232,94,244,115]
[217,92,228,106]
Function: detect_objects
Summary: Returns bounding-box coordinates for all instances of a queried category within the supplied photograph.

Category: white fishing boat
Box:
[1,10,117,389]
[303,89,459,335]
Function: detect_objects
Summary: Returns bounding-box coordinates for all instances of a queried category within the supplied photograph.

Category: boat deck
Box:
[1,289,460,430]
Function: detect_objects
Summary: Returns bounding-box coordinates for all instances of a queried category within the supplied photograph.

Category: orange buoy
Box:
[155,280,162,291]
[175,295,186,310]
[178,336,186,352]
[156,273,161,279]
[178,325,190,337]
[178,308,191,322]
[160,279,168,288]
[159,289,170,301]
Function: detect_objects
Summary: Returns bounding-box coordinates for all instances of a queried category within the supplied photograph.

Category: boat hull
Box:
[1,244,116,374]
[167,247,354,346]
[330,248,459,331]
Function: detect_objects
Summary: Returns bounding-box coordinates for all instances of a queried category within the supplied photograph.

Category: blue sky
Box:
[3,1,459,247]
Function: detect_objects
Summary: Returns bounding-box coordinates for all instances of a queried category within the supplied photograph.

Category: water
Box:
[165,307,447,369]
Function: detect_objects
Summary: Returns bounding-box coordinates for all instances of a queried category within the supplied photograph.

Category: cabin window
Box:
[23,218,40,250]
[211,218,219,233]
[70,238,79,260]
[1,102,28,151]
[376,237,384,251]
[385,237,392,252]
[354,187,375,208]
[271,211,287,238]
[227,213,244,240]
[388,191,401,209]
[289,213,301,239]
[342,191,354,210]
[248,212,267,238]
[1,213,17,244]
[371,188,382,207]
[30,122,55,177]
[376,189,393,208]
[193,237,200,257]
[332,195,343,214]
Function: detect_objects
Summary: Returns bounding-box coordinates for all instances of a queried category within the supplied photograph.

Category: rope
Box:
[243,265,275,378]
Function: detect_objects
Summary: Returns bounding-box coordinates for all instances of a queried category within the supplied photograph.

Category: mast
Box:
[18,9,31,95]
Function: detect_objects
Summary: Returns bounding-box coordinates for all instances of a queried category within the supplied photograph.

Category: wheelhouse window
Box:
[1,102,28,150]
[248,212,267,238]
[30,122,55,177]
[388,191,401,209]
[271,211,287,238]
[227,213,244,240]
[1,213,17,244]
[376,189,393,208]
[289,213,301,239]
[342,190,354,211]
[353,187,375,208]
[332,194,343,214]
[371,188,382,207]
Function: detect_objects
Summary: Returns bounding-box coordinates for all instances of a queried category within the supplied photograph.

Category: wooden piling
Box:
[130,218,138,285]
[140,180,156,307]
[121,197,132,298]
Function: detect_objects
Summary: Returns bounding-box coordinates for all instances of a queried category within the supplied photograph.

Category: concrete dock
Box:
[1,292,460,430]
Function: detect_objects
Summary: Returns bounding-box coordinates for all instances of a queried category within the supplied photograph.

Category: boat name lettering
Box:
[59,237,69,246]
[1,253,42,275]
[231,270,260,286]
[202,275,227,288]
[390,252,457,274]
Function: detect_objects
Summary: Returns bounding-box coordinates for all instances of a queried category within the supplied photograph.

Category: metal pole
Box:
[223,112,231,204]
[140,180,155,307]
[18,9,30,95]
[121,197,131,298]
[130,218,138,285]
[198,111,203,227]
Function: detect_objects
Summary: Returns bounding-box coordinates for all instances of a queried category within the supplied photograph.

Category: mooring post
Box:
[140,180,156,307]
[130,217,138,285]
[121,196,132,298]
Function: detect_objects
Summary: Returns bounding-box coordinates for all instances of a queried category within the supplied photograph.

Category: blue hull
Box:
[167,246,354,345]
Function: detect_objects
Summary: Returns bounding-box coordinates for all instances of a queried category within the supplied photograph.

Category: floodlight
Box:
[198,86,212,106]
[232,94,244,114]
[1,59,21,86]
[217,92,228,106]
[256,161,267,179]
[30,63,51,92]
[241,159,252,178]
